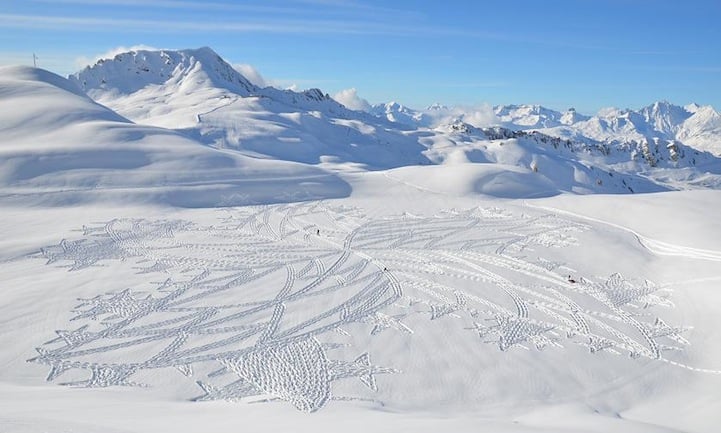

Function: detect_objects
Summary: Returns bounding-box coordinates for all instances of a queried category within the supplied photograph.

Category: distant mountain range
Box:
[373,100,721,157]
[2,46,719,205]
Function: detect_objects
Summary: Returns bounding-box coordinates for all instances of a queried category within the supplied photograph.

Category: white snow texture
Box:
[1,47,721,433]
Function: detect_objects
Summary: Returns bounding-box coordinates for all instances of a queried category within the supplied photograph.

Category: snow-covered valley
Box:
[1,47,721,433]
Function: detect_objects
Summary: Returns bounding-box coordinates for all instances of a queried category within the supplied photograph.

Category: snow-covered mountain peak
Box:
[68,47,361,133]
[690,104,720,118]
[638,100,692,135]
[494,104,563,128]
[0,64,349,206]
[70,47,257,97]
[56,45,721,181]
[596,106,623,119]
[301,87,331,102]
[675,104,721,154]
[593,101,693,135]
[560,107,590,125]
[436,119,481,135]
[379,101,405,111]
[371,101,429,126]
[685,102,702,113]
[426,102,448,111]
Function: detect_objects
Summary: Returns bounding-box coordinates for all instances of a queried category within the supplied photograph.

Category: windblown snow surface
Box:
[0,65,349,207]
[2,51,721,433]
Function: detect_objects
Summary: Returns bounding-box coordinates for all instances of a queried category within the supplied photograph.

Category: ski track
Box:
[524,202,721,262]
[28,201,717,412]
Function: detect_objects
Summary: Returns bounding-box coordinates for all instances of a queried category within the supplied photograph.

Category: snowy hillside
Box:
[367,100,721,190]
[2,47,721,433]
[71,48,429,171]
[67,47,721,196]
[674,105,721,154]
[414,123,668,196]
[0,65,349,207]
[3,181,721,433]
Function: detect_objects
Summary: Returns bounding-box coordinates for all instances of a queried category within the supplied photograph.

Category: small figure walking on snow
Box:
[316,229,320,236]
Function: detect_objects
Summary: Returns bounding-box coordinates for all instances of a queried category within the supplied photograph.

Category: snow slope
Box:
[0,65,350,207]
[2,178,721,432]
[68,48,721,195]
[538,101,721,158]
[1,50,721,433]
[677,105,721,154]
[372,100,721,161]
[71,48,429,171]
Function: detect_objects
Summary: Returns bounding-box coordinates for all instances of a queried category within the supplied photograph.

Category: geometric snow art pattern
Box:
[30,202,700,412]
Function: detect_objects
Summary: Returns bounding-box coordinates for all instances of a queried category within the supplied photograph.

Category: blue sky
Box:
[1,0,720,113]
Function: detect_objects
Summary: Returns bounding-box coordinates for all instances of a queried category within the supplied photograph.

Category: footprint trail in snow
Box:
[30,202,703,412]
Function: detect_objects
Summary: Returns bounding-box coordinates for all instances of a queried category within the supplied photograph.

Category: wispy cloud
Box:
[233,63,340,91]
[232,64,268,88]
[423,104,500,128]
[290,0,423,19]
[437,82,509,89]
[332,88,371,111]
[229,66,325,91]
[0,7,619,52]
[0,13,510,40]
[621,64,721,73]
[74,44,160,69]
[628,50,678,56]
[0,13,411,35]
[25,0,421,21]
[270,78,340,91]
[0,12,616,54]
[26,0,313,15]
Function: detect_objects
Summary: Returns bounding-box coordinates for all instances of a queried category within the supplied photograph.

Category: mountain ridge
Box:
[0,64,350,207]
[63,46,721,195]
[71,46,720,158]
[71,47,431,170]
